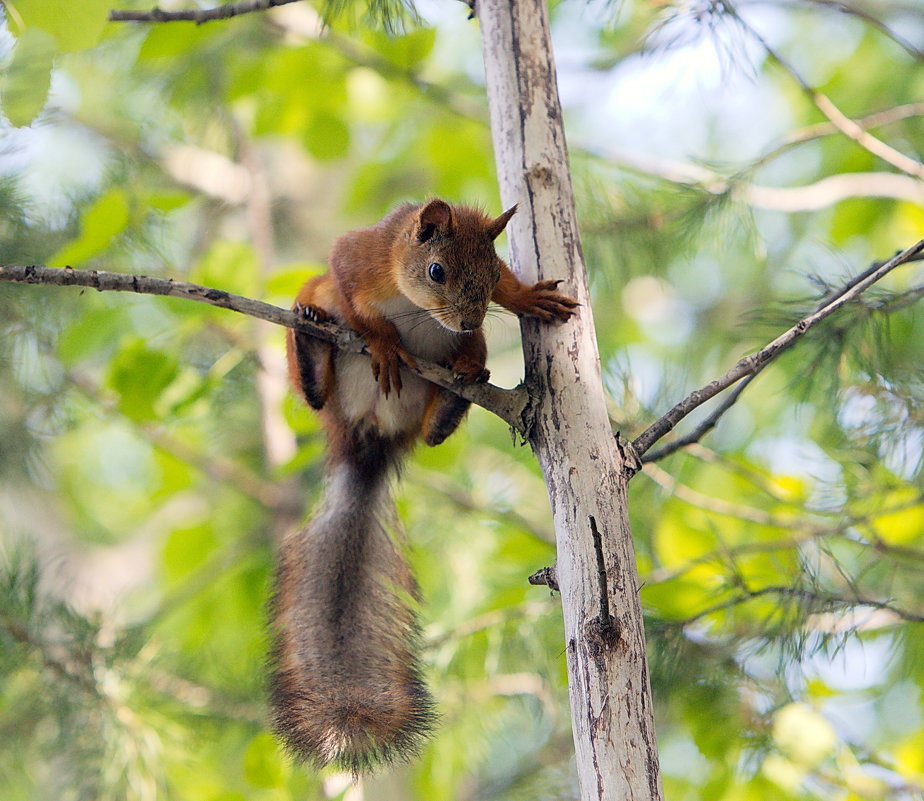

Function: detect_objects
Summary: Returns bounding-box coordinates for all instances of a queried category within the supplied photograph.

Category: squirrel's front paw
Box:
[450,356,490,385]
[368,340,417,398]
[520,280,579,322]
[294,301,331,324]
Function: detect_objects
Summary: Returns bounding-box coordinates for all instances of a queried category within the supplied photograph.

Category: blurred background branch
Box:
[109,0,303,24]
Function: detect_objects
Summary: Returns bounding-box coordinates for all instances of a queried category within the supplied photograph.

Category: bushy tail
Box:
[269,430,435,773]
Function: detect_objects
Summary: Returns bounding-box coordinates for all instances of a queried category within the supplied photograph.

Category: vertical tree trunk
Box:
[479,2,664,799]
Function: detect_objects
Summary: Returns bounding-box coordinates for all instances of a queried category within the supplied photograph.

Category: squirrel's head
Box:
[396,199,516,333]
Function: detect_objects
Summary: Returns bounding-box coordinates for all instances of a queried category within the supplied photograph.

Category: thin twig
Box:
[597,149,924,210]
[323,31,486,121]
[644,532,822,587]
[425,601,549,650]
[869,283,924,314]
[641,461,796,527]
[679,585,924,627]
[685,443,795,503]
[632,239,924,457]
[0,614,100,695]
[0,265,530,433]
[742,171,924,210]
[811,94,924,180]
[642,374,755,463]
[741,16,924,180]
[145,668,264,723]
[752,102,924,171]
[758,0,924,61]
[600,103,924,187]
[528,565,559,591]
[642,492,924,587]
[410,466,555,543]
[109,0,301,24]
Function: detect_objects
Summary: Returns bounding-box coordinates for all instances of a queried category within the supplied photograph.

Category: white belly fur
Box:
[335,296,460,438]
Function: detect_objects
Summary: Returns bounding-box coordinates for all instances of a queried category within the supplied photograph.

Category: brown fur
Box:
[273,199,577,772]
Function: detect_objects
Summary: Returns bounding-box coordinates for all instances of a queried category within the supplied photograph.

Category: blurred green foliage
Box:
[1,0,923,799]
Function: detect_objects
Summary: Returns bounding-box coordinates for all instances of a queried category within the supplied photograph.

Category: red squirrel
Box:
[271,199,578,772]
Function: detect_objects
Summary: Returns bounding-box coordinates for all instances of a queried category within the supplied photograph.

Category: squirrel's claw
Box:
[451,356,490,385]
[294,301,331,324]
[521,281,579,322]
[369,342,417,398]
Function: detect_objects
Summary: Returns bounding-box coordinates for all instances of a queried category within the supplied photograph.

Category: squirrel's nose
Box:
[460,319,480,331]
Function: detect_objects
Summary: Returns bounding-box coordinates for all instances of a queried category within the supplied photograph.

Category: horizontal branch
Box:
[744,171,924,211]
[632,238,924,457]
[640,461,793,528]
[109,0,301,24]
[324,32,486,121]
[411,466,555,543]
[0,265,531,433]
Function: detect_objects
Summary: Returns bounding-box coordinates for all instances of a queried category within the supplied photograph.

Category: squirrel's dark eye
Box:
[428,262,446,284]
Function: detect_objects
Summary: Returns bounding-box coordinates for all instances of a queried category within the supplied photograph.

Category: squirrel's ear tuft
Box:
[486,204,517,240]
[417,199,454,242]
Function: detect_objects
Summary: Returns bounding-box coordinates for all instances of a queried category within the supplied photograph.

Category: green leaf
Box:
[362,27,436,68]
[266,262,326,299]
[0,27,55,128]
[245,46,348,140]
[303,112,350,161]
[189,240,259,299]
[870,491,924,544]
[145,191,192,213]
[6,0,111,53]
[242,732,286,789]
[50,189,131,267]
[138,18,223,61]
[162,524,217,585]
[107,338,179,421]
[899,626,924,694]
[56,305,128,365]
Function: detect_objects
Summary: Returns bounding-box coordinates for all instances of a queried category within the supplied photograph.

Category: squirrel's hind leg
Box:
[287,277,337,410]
[421,331,488,447]
[421,388,471,447]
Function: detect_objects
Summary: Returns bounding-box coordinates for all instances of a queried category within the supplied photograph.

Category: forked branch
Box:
[633,238,924,458]
[741,16,924,180]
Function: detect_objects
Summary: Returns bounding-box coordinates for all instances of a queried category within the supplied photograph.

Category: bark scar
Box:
[585,515,620,665]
